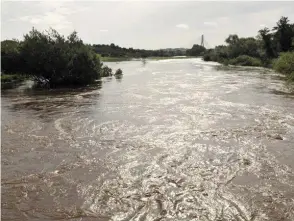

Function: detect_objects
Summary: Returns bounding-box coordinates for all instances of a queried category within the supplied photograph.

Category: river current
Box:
[2,58,294,221]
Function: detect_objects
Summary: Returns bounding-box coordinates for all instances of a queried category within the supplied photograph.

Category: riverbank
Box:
[1,74,31,89]
[99,56,195,62]
[203,52,294,82]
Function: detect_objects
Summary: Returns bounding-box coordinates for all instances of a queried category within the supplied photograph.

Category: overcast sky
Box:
[1,1,294,49]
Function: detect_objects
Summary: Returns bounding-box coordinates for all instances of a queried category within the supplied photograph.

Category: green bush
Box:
[0,74,27,83]
[273,52,294,75]
[288,72,294,81]
[114,68,123,75]
[101,66,112,77]
[228,55,263,67]
[186,44,206,56]
[1,40,23,74]
[19,28,102,87]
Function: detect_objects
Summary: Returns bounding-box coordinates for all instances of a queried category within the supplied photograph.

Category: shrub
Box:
[288,72,294,81]
[273,52,294,75]
[101,66,112,77]
[1,40,22,74]
[114,68,123,75]
[203,53,212,61]
[228,55,262,67]
[19,28,102,87]
[1,74,27,83]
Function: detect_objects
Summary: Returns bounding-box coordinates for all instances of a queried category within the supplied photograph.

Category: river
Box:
[2,58,294,221]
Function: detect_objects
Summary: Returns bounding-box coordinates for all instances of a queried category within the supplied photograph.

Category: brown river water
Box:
[2,58,294,221]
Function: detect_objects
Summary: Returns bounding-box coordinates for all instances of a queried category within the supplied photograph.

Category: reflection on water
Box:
[115,74,123,82]
[2,58,294,221]
[142,59,147,67]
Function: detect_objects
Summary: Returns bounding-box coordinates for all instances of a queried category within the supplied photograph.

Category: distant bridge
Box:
[196,34,211,48]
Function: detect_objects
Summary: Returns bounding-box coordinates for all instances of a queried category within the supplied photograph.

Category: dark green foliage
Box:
[273,52,294,76]
[93,44,186,58]
[186,44,206,56]
[259,28,275,58]
[228,55,262,67]
[1,74,27,83]
[2,28,102,87]
[1,40,23,73]
[225,34,239,45]
[115,68,123,76]
[101,66,113,77]
[273,17,294,52]
[202,16,294,71]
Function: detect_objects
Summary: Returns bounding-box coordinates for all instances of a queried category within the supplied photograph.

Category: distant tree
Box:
[101,66,112,77]
[114,68,123,76]
[186,44,206,56]
[258,27,275,58]
[272,16,294,52]
[225,34,239,45]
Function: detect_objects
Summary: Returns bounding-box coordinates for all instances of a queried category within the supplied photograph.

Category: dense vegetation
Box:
[93,44,186,58]
[273,52,294,81]
[1,28,122,88]
[186,44,206,57]
[199,16,294,81]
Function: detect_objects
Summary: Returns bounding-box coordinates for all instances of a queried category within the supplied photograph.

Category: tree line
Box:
[192,16,294,81]
[93,44,186,58]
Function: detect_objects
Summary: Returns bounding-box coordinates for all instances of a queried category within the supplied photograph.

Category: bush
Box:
[186,44,206,56]
[101,66,112,77]
[203,53,212,61]
[114,68,123,75]
[228,55,262,67]
[288,72,294,81]
[273,52,294,75]
[1,40,27,75]
[1,74,27,83]
[19,28,102,87]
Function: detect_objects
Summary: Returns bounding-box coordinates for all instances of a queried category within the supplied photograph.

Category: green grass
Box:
[1,74,30,89]
[100,57,132,62]
[1,74,29,83]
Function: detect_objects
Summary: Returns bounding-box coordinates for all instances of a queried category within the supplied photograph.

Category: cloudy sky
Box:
[1,1,294,49]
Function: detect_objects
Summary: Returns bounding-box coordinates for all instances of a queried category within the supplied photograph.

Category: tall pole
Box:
[201,34,204,47]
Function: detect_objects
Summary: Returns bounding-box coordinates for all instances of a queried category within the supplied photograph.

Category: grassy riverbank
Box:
[99,56,132,62]
[1,74,29,83]
[1,74,31,89]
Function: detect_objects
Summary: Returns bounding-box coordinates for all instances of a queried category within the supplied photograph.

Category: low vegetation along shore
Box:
[1,16,293,88]
[201,16,294,82]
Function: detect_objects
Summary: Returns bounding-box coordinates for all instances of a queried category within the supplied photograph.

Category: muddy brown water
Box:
[2,58,294,221]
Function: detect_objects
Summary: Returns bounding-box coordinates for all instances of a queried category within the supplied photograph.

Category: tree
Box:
[101,66,112,77]
[186,44,206,56]
[272,16,294,52]
[115,68,123,76]
[20,28,102,87]
[1,39,22,73]
[258,28,275,58]
[225,34,239,45]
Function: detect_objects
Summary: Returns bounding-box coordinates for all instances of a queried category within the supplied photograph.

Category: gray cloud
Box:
[203,22,218,27]
[176,24,189,29]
